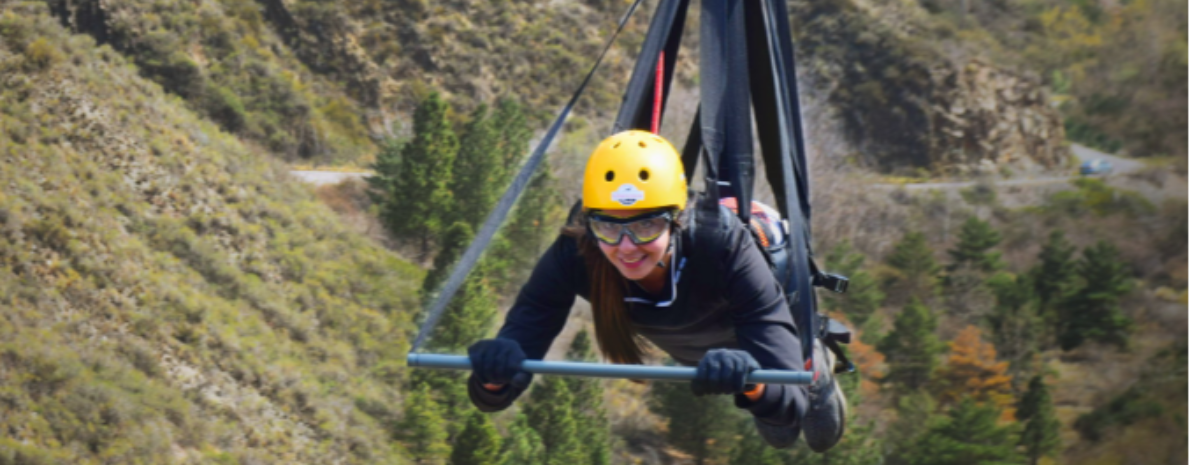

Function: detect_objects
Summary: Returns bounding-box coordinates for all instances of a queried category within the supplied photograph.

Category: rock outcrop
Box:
[791,0,1069,174]
[929,59,1066,172]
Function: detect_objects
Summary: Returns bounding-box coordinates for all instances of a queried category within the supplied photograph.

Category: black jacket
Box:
[468,200,806,427]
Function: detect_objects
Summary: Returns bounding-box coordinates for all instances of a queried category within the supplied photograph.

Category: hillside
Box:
[0,5,424,462]
[45,0,652,165]
[44,0,1080,176]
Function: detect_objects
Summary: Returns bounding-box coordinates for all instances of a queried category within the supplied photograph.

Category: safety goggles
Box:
[587,210,674,246]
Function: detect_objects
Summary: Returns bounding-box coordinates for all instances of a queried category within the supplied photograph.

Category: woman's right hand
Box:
[468,338,531,391]
[692,348,761,396]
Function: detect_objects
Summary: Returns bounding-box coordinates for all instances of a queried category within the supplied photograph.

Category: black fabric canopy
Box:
[612,0,819,361]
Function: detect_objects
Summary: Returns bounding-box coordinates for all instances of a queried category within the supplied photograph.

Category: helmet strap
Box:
[656,232,676,268]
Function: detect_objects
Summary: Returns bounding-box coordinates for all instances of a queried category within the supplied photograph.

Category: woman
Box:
[466,130,845,451]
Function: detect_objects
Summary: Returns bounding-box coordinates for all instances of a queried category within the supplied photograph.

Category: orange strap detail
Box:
[743,383,766,402]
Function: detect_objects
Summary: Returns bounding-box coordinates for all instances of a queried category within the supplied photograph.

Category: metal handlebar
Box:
[406,353,813,385]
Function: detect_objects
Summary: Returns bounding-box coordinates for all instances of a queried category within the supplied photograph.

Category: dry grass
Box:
[313,179,394,249]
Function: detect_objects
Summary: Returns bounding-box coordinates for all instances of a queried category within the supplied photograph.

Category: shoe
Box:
[802,338,847,452]
[753,417,799,449]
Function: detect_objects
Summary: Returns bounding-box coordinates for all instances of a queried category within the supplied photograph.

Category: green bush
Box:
[0,437,57,465]
[1074,387,1163,441]
[1065,117,1123,154]
[1045,178,1155,218]
[23,37,62,71]
[204,85,247,132]
[0,11,29,46]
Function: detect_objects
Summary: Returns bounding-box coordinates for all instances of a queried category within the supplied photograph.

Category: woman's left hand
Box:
[692,349,761,396]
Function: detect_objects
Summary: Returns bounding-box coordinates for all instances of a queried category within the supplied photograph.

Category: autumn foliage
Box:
[934,326,1015,419]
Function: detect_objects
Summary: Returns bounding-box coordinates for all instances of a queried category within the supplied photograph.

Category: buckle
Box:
[813,272,849,293]
[818,317,856,374]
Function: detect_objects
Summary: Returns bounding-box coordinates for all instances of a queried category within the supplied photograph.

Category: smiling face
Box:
[593,209,672,283]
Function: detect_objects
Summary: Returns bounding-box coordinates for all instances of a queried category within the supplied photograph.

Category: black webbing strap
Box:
[680,106,702,182]
[613,0,689,133]
[699,0,754,224]
[747,0,818,361]
[411,0,644,352]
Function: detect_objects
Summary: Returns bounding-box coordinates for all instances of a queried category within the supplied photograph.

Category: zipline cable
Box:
[410,0,644,352]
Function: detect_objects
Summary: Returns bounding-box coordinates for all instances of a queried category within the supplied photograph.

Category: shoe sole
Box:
[804,342,847,452]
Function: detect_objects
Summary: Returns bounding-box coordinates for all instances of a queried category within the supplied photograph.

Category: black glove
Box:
[468,338,531,390]
[692,348,760,396]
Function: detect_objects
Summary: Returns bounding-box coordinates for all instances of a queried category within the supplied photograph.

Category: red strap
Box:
[652,51,664,134]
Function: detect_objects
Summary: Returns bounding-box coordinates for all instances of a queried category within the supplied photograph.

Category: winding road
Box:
[290,144,1160,196]
[895,143,1137,192]
[290,170,371,186]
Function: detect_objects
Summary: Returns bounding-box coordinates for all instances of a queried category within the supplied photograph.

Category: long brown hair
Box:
[562,210,683,365]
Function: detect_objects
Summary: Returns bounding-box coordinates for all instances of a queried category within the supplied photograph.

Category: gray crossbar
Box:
[407,353,812,385]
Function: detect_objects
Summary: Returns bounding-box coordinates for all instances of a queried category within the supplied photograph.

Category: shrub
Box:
[203,85,247,132]
[0,437,56,465]
[0,11,28,46]
[1074,387,1162,441]
[1046,178,1156,218]
[23,37,62,71]
[25,218,70,251]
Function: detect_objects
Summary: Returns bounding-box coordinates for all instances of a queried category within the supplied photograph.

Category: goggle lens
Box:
[589,221,627,244]
[588,211,673,245]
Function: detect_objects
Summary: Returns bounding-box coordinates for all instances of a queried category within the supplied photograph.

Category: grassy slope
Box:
[45,0,651,165]
[0,5,424,463]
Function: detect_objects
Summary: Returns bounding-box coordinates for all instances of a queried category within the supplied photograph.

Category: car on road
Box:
[1079,159,1113,176]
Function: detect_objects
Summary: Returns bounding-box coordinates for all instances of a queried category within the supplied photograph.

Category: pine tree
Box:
[411,221,499,439]
[823,241,885,326]
[368,137,403,217]
[903,398,1025,465]
[948,217,1003,273]
[525,377,587,465]
[1017,376,1061,465]
[421,221,474,304]
[649,380,739,465]
[879,298,945,392]
[886,231,940,302]
[933,326,1015,417]
[1030,230,1078,318]
[1057,240,1132,350]
[565,330,612,465]
[399,385,451,464]
[407,369,471,441]
[885,390,938,465]
[451,410,502,465]
[499,413,546,465]
[449,104,502,229]
[373,91,458,256]
[433,276,498,353]
[986,272,1042,382]
[493,97,532,176]
[728,419,786,465]
[489,156,564,293]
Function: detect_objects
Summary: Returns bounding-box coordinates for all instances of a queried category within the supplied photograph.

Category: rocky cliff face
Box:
[791,0,1069,174]
[928,59,1066,173]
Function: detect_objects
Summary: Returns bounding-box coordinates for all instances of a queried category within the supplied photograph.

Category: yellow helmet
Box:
[582,130,687,211]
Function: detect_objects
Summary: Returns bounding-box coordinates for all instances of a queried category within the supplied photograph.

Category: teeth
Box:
[622,256,645,263]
